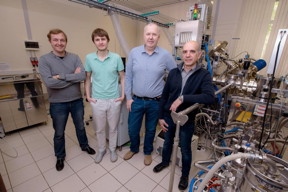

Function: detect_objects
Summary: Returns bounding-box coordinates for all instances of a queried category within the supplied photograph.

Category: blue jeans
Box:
[161,115,194,177]
[50,98,88,159]
[128,96,159,155]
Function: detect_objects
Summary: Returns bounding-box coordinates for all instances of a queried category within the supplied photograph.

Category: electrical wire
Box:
[0,138,18,158]
[259,31,286,150]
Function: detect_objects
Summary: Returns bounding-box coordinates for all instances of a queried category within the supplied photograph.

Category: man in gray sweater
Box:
[39,29,95,171]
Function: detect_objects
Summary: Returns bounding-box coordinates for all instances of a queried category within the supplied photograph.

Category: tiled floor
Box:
[0,111,188,192]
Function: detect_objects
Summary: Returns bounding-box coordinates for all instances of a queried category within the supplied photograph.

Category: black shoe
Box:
[18,107,25,111]
[56,158,64,171]
[178,176,188,191]
[82,146,96,155]
[153,162,169,173]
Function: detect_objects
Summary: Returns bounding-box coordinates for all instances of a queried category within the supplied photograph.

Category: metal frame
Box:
[69,0,169,28]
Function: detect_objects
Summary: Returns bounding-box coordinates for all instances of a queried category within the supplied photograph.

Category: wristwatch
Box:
[178,95,183,102]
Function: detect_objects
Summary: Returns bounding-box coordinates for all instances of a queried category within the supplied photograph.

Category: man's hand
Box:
[114,96,124,103]
[87,97,96,103]
[126,99,134,112]
[159,119,168,132]
[74,67,81,74]
[52,75,60,79]
[169,98,183,112]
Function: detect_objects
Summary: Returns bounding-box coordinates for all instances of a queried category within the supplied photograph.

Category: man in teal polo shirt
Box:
[85,28,125,163]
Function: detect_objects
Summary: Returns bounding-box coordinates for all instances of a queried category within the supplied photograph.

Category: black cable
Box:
[261,102,274,148]
[258,31,286,150]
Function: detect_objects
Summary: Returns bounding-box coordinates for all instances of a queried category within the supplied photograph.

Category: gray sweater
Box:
[39,52,85,103]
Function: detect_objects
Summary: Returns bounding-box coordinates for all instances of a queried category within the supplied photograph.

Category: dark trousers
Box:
[49,98,89,159]
[161,115,194,177]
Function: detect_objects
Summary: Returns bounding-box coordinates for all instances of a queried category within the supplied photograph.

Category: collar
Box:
[94,51,111,61]
[50,51,67,58]
[141,45,159,54]
[178,61,202,72]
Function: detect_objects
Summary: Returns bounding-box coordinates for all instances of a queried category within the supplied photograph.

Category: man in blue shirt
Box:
[85,28,125,164]
[124,23,176,166]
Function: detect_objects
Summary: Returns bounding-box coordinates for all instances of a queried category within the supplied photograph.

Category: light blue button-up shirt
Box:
[125,45,176,100]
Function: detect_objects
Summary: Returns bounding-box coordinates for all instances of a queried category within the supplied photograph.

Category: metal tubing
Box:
[212,138,234,151]
[215,82,234,95]
[168,120,181,192]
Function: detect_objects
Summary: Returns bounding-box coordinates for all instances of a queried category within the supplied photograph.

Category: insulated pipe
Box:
[196,153,258,192]
[109,11,130,57]
[211,138,234,151]
[196,113,217,125]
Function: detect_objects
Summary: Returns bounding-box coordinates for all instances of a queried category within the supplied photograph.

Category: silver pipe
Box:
[212,138,234,151]
[215,82,234,95]
[109,11,130,56]
[168,120,181,192]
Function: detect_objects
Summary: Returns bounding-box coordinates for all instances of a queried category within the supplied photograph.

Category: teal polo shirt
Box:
[85,51,124,99]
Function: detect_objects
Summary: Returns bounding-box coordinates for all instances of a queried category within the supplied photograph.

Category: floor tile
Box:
[38,125,54,137]
[25,138,51,152]
[0,163,7,175]
[21,132,45,144]
[43,189,52,192]
[43,162,74,187]
[1,133,23,149]
[51,174,86,192]
[117,186,130,192]
[8,163,41,187]
[5,153,34,173]
[88,173,122,192]
[67,153,94,172]
[2,174,11,190]
[110,161,138,184]
[12,174,49,192]
[0,103,194,192]
[81,187,92,192]
[152,185,167,192]
[125,151,146,170]
[36,155,55,173]
[124,172,157,192]
[159,172,184,192]
[1,143,28,162]
[98,152,124,171]
[30,145,54,161]
[77,163,107,185]
[142,160,169,183]
[19,127,41,138]
[65,145,84,161]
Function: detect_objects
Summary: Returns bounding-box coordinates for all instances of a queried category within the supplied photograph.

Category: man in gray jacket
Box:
[39,29,95,171]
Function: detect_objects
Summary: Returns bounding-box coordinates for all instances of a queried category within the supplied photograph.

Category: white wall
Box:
[212,0,243,55]
[0,0,138,72]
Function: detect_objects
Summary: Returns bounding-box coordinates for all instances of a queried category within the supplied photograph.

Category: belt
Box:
[133,95,161,101]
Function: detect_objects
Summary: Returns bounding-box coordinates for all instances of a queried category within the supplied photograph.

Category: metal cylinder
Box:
[240,154,288,192]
